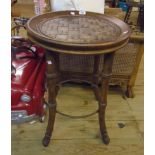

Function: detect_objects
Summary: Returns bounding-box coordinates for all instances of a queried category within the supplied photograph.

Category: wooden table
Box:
[26,11,131,147]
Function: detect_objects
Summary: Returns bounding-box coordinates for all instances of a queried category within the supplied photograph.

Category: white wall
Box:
[51,0,105,13]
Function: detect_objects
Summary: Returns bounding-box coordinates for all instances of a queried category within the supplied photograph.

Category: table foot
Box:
[98,102,110,145]
[42,102,56,146]
[42,135,51,147]
[101,131,110,145]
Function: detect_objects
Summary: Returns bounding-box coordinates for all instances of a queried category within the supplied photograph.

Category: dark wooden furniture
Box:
[11,0,17,6]
[105,0,118,7]
[26,11,131,146]
[124,0,144,32]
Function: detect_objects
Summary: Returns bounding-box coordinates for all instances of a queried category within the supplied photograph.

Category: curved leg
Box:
[92,55,101,101]
[93,85,110,144]
[99,52,114,145]
[42,52,59,147]
[42,80,57,147]
[126,85,134,98]
[99,80,110,145]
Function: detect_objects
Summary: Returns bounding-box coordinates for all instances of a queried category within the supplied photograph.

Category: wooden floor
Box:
[12,4,144,155]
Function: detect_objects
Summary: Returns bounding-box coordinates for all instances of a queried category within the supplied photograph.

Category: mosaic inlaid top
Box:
[27,11,131,54]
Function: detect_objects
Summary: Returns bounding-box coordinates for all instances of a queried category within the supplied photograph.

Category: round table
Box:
[26,10,131,147]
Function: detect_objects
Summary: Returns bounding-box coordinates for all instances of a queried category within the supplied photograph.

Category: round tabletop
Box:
[26,11,131,55]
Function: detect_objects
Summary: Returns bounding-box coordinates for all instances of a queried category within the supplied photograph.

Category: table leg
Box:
[93,55,101,101]
[99,52,114,145]
[42,52,60,147]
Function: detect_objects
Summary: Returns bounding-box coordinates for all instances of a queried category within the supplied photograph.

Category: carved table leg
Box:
[42,51,60,147]
[92,55,101,101]
[99,52,114,145]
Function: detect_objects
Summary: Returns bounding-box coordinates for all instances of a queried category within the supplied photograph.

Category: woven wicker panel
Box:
[112,42,138,75]
[36,16,121,43]
[60,55,95,73]
[60,54,105,73]
[60,41,139,75]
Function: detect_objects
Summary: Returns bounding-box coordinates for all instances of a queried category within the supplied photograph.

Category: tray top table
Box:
[26,11,131,147]
[27,11,130,55]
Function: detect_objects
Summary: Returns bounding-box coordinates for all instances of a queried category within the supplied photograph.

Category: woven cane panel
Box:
[60,42,138,75]
[36,16,121,43]
[60,55,95,73]
[112,42,138,75]
[60,54,105,73]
